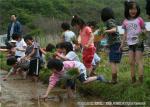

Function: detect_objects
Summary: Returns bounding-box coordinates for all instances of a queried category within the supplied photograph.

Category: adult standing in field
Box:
[146,0,150,19]
[6,15,22,42]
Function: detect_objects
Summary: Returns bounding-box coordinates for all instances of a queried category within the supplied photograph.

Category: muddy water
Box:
[0,70,108,107]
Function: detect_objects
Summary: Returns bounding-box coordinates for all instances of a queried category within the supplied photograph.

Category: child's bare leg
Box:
[87,66,93,76]
[67,87,75,98]
[3,67,14,80]
[129,51,136,83]
[83,75,106,84]
[109,62,118,84]
[83,76,97,84]
[135,51,143,83]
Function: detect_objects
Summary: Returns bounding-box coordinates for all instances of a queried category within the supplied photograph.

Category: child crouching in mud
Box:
[41,59,106,99]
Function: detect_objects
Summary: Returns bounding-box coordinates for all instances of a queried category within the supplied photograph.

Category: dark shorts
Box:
[129,43,144,52]
[77,73,87,83]
[66,79,76,90]
[109,43,122,63]
[28,58,41,76]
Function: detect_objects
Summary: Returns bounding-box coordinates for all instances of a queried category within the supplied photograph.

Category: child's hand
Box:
[40,94,48,101]
[84,44,89,48]
[119,44,123,52]
[55,52,60,56]
[16,48,20,51]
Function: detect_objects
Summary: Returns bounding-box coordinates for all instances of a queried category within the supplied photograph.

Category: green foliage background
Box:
[0,0,148,36]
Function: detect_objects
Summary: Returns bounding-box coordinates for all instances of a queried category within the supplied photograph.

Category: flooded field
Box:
[0,70,109,107]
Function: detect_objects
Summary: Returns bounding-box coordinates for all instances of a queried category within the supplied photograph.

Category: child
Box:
[40,43,55,55]
[101,7,122,84]
[55,42,80,98]
[55,42,80,61]
[87,21,102,75]
[121,1,145,83]
[71,15,96,76]
[2,56,18,81]
[12,33,27,61]
[61,22,76,43]
[0,39,16,57]
[41,59,105,99]
[87,21,100,51]
[24,35,42,82]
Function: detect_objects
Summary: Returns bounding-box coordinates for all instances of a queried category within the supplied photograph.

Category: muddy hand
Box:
[40,95,48,101]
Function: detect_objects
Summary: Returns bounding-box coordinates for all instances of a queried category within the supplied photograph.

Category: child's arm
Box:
[26,48,35,59]
[120,32,127,50]
[77,35,81,44]
[55,52,68,60]
[105,27,116,34]
[16,46,26,52]
[42,84,54,99]
[40,48,47,55]
[41,73,60,99]
[0,48,8,52]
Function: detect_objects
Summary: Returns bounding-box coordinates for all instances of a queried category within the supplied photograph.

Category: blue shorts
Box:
[109,43,122,63]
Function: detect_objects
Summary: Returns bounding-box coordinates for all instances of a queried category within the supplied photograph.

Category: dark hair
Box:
[7,56,17,66]
[71,15,86,29]
[56,42,63,49]
[46,43,55,52]
[24,35,33,42]
[47,59,63,71]
[6,42,15,49]
[61,22,70,30]
[12,33,22,40]
[124,1,140,19]
[87,21,97,29]
[101,7,115,22]
[61,42,73,54]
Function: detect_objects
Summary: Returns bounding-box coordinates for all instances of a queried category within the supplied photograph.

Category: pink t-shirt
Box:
[49,61,86,87]
[80,26,94,47]
[122,17,145,45]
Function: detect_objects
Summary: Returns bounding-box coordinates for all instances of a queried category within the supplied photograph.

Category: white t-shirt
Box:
[63,30,76,42]
[65,51,80,61]
[15,38,27,57]
[63,61,87,77]
[92,53,101,66]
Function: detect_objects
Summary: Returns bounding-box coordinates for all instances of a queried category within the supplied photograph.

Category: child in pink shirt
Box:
[121,1,146,83]
[71,15,96,76]
[41,59,105,99]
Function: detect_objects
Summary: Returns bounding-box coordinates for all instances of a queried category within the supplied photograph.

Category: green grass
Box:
[77,53,150,106]
[0,52,11,71]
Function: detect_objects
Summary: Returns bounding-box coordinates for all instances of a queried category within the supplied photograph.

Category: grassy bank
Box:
[0,52,11,71]
[77,53,150,106]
